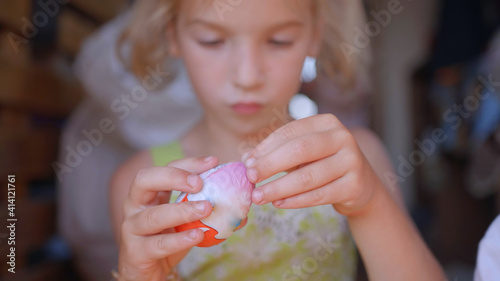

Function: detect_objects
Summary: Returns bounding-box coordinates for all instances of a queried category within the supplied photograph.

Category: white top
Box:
[475,215,500,281]
[73,11,204,150]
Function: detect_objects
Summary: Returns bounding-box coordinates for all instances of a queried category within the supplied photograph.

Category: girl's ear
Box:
[308,20,323,58]
[167,23,181,57]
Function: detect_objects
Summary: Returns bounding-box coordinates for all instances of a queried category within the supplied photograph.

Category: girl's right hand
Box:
[117,156,217,281]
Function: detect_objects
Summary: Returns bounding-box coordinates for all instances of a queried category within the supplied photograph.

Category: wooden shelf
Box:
[0,1,124,279]
[69,0,128,23]
[0,0,31,34]
[0,57,83,117]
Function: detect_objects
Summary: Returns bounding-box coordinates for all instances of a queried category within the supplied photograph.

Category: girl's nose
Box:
[232,44,265,91]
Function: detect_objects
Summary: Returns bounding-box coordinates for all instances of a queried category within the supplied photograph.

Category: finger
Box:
[168,156,219,174]
[251,153,348,205]
[129,166,201,207]
[271,174,353,209]
[243,114,341,163]
[129,157,217,207]
[140,229,204,260]
[246,129,349,183]
[126,201,212,236]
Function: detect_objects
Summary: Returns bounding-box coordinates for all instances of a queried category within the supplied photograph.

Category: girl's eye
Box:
[269,39,293,47]
[199,40,225,47]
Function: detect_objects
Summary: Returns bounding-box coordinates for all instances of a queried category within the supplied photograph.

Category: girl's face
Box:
[169,0,321,136]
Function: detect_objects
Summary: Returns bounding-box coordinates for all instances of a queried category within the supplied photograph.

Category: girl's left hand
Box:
[242,114,382,216]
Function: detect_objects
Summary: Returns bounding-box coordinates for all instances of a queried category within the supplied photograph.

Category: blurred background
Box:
[0,0,499,280]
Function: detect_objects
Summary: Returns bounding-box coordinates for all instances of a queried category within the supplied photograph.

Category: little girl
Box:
[110,0,446,280]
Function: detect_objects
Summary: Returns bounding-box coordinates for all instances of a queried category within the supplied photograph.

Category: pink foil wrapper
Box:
[176,162,255,239]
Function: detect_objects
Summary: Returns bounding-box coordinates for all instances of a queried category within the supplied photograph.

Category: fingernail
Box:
[241,152,250,162]
[253,189,263,204]
[245,157,256,167]
[187,175,200,189]
[188,229,199,240]
[204,156,214,162]
[274,199,284,207]
[195,201,206,213]
[247,168,258,182]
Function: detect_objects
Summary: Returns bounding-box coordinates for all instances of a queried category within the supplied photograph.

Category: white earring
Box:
[289,93,318,120]
[300,56,317,83]
[290,56,318,120]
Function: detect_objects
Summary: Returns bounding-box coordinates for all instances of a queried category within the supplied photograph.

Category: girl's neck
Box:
[180,114,288,163]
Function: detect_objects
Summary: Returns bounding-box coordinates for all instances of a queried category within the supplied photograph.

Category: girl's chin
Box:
[228,117,278,138]
[209,107,289,136]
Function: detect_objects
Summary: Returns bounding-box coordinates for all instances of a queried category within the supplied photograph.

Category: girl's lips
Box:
[231,103,262,115]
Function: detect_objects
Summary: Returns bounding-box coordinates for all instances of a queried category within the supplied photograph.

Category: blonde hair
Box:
[119,0,370,91]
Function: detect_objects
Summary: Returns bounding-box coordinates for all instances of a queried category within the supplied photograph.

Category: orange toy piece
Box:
[174,195,225,247]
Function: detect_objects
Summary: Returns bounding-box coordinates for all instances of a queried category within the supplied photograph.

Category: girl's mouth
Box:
[231,103,263,115]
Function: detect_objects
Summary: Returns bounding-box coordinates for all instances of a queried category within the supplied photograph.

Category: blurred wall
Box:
[370,0,440,208]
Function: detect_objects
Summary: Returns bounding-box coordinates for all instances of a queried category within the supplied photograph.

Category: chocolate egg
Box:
[174,162,254,247]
